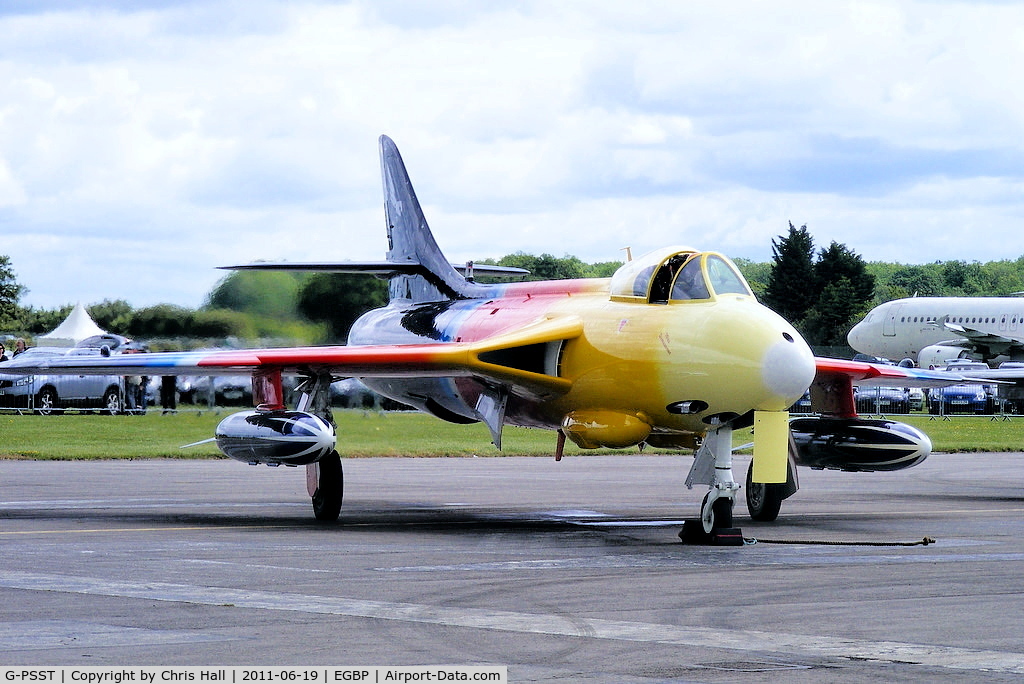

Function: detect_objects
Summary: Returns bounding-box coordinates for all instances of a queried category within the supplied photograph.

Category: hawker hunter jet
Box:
[5,136,968,543]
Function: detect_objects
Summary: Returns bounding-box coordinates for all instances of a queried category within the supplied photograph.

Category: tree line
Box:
[3,232,1024,350]
[747,222,1024,347]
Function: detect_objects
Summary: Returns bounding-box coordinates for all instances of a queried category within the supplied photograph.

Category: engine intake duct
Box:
[477,343,549,375]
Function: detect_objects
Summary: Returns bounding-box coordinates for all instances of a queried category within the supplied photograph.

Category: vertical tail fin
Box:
[379,135,483,302]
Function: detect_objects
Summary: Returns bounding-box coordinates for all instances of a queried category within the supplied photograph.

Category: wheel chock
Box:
[679,520,745,546]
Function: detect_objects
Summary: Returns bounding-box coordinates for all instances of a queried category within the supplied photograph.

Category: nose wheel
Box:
[680,487,743,545]
[701,491,734,531]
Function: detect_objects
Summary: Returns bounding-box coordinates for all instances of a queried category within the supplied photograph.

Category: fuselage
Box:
[350,249,816,446]
[849,297,1024,365]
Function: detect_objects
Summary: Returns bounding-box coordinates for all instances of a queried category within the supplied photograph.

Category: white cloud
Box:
[1,0,1023,310]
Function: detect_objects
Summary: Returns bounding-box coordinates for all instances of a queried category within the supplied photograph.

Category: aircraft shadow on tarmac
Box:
[0,502,691,544]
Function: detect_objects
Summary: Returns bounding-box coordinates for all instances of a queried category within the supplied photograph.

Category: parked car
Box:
[74,333,133,353]
[994,362,1024,414]
[854,386,910,414]
[0,346,123,414]
[328,377,411,410]
[908,387,925,411]
[188,375,252,406]
[928,384,994,414]
[789,390,812,413]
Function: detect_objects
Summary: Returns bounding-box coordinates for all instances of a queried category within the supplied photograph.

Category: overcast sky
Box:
[3,0,1023,310]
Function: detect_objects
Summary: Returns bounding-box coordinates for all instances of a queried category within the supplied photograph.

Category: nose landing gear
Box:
[680,420,744,546]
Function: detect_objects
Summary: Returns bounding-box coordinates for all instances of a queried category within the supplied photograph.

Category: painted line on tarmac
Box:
[0,498,307,510]
[777,506,1024,519]
[0,525,305,536]
[2,571,1023,675]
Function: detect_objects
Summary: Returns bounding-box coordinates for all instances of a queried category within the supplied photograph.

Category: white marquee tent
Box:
[37,302,107,347]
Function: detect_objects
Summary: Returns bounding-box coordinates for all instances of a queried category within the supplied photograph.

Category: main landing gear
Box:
[294,371,345,522]
[745,433,799,522]
[309,450,344,521]
[745,461,783,521]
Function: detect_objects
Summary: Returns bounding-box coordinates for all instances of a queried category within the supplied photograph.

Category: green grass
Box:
[0,408,595,460]
[900,414,1024,453]
[734,413,1024,454]
[0,409,225,460]
[0,408,1021,460]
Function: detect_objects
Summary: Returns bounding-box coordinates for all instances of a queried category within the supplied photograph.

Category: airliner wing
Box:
[933,316,1024,352]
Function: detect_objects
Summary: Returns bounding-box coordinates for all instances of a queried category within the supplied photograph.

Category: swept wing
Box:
[1,315,583,400]
[812,358,977,418]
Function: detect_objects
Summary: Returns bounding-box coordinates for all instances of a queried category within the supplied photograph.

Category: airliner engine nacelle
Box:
[789,416,930,472]
[215,410,337,466]
[918,344,971,369]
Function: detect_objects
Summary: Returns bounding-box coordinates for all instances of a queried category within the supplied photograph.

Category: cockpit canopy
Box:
[609,247,752,303]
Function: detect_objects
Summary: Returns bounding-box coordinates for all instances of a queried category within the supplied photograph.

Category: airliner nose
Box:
[760,331,816,410]
[847,320,864,350]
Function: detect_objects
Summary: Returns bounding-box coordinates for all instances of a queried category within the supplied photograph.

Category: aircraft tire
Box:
[745,461,784,522]
[311,450,344,521]
[712,496,733,529]
[702,492,733,532]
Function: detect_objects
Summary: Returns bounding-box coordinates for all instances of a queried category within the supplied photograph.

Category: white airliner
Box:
[848,296,1024,368]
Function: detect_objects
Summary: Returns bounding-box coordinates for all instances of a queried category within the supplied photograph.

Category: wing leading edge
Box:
[812,357,979,418]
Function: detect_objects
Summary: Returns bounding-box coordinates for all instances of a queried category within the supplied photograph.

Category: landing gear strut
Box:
[680,421,744,546]
[294,371,344,522]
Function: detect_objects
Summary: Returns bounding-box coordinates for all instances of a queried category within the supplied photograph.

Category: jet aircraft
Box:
[849,296,1024,368]
[5,136,968,543]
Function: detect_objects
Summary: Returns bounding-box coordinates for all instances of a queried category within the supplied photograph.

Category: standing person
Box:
[122,345,148,414]
[125,374,141,413]
[123,347,140,414]
[160,375,177,414]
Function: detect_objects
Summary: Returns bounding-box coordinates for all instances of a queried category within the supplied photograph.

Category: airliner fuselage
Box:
[849,297,1024,367]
